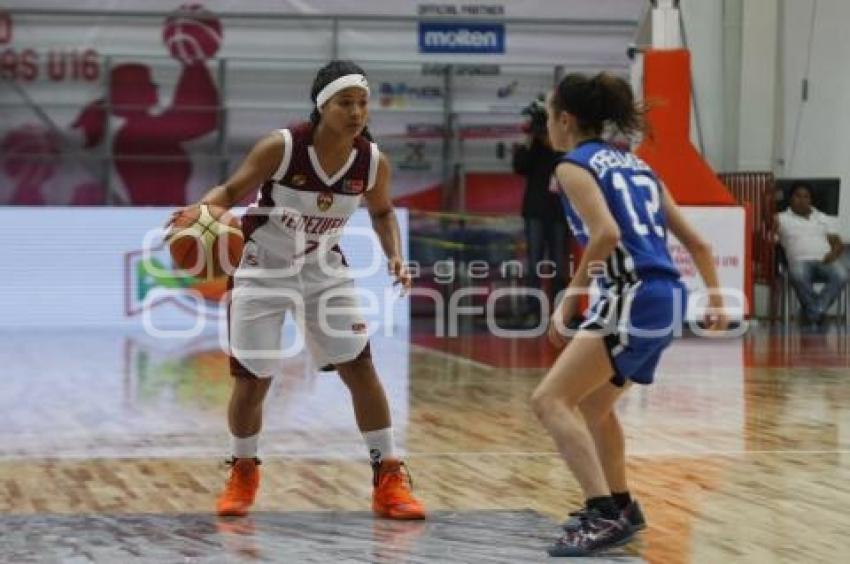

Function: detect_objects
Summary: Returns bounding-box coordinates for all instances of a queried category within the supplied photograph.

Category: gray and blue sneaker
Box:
[548,509,635,557]
[562,499,646,532]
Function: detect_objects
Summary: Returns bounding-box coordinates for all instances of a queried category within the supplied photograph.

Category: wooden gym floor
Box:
[0,325,848,562]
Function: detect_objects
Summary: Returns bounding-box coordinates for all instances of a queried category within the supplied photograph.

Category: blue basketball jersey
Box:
[558,140,680,284]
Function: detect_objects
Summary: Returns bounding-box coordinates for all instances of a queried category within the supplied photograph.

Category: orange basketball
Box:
[166,204,243,280]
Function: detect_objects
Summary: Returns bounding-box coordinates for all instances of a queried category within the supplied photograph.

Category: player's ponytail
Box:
[552,72,644,138]
[309,60,374,141]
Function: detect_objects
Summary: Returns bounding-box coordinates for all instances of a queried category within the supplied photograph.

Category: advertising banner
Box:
[418,22,506,54]
[674,206,748,321]
[0,1,638,206]
[0,207,409,329]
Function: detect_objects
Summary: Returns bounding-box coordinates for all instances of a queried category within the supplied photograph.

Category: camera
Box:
[521,95,548,136]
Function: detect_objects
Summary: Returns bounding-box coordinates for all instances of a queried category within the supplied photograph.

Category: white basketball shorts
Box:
[228,240,370,378]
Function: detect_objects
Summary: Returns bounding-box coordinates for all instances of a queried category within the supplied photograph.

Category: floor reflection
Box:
[0,511,615,564]
[0,329,410,459]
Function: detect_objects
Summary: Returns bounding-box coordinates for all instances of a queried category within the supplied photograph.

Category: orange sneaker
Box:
[372,459,427,520]
[216,458,260,517]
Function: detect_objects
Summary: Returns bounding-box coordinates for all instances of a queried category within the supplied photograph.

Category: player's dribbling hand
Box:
[388,256,412,295]
[164,204,198,229]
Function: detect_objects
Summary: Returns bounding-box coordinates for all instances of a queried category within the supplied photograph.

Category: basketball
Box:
[162,4,223,64]
[166,204,243,280]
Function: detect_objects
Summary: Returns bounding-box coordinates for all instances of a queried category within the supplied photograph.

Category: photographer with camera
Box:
[513,95,570,322]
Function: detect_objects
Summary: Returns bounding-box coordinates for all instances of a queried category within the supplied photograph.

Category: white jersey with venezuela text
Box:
[241,123,379,263]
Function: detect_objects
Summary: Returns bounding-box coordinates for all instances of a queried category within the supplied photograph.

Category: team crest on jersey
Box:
[292,174,307,186]
[342,179,364,194]
[317,191,334,211]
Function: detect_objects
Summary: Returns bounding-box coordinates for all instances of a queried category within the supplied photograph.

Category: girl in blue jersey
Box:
[530,72,728,556]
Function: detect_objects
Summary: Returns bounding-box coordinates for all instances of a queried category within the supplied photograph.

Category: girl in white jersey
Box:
[169,60,425,520]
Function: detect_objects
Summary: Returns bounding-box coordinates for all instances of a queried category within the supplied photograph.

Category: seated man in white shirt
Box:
[776,181,848,325]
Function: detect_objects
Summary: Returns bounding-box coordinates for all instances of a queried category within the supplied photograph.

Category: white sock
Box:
[231,433,259,459]
[363,428,395,464]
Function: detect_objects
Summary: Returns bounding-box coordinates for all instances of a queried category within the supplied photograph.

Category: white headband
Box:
[315,74,370,110]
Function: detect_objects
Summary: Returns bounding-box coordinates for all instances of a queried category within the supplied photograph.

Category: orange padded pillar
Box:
[636,49,735,205]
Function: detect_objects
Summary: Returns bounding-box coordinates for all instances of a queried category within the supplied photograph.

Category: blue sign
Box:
[418,22,505,54]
